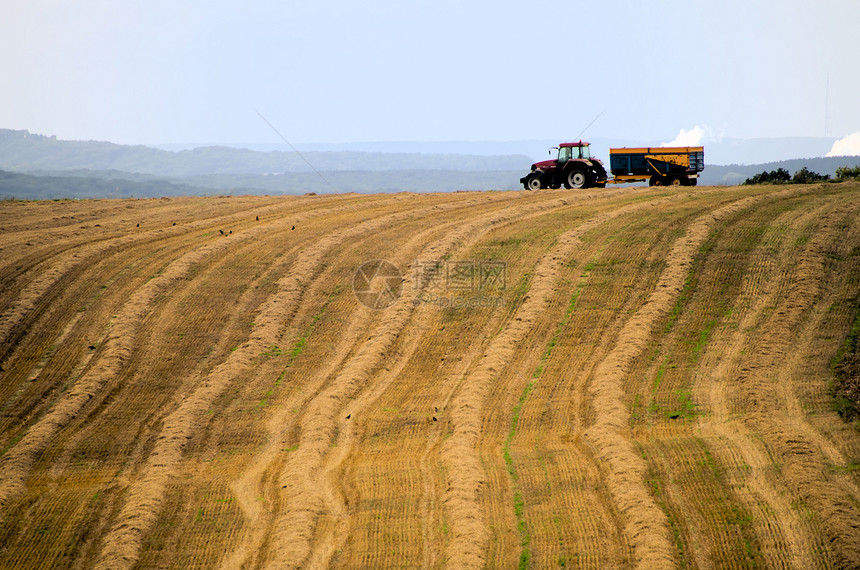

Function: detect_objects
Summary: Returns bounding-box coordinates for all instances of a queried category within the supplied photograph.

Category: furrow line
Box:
[95,191,525,569]
[0,197,383,530]
[583,190,798,569]
[264,189,632,568]
[308,190,622,567]
[440,192,669,569]
[219,191,534,568]
[742,197,860,566]
[0,196,320,367]
[693,200,833,567]
[219,192,535,569]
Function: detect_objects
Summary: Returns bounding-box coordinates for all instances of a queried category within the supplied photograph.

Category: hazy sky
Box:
[2,0,859,147]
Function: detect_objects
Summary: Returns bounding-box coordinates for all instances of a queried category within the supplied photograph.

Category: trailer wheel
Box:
[668,176,683,186]
[565,169,587,189]
[524,175,542,190]
[650,175,664,187]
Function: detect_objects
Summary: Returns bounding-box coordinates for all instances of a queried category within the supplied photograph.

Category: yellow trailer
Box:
[607,146,705,186]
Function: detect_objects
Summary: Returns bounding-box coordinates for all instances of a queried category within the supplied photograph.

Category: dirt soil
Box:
[1,184,859,568]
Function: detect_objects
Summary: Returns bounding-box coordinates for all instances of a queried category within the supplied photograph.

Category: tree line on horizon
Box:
[743,165,860,185]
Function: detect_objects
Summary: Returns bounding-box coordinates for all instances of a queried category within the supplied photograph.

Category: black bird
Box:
[434,407,438,413]
[88,345,96,350]
[219,229,224,235]
[346,413,351,419]
[256,216,259,221]
[433,417,437,422]
[136,223,139,227]
[229,230,232,234]
[173,222,176,226]
[291,225,295,230]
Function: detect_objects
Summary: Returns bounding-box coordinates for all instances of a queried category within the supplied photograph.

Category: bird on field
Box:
[173,222,176,226]
[136,223,139,227]
[434,407,438,413]
[433,417,437,422]
[346,413,351,419]
[219,229,224,235]
[229,230,232,234]
[256,216,259,221]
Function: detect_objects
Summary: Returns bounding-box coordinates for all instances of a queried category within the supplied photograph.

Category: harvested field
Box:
[1,184,859,568]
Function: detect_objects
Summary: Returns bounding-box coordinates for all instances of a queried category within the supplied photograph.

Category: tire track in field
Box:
[306,191,618,568]
[261,190,631,568]
[96,192,526,570]
[735,197,860,566]
[90,199,422,569]
[693,200,831,567]
[0,197,311,369]
[0,195,381,398]
[249,193,561,567]
[440,191,675,569]
[421,319,494,568]
[0,229,261,526]
[0,199,332,422]
[219,193,531,569]
[582,190,803,569]
[219,192,537,570]
[0,197,389,530]
[697,193,860,567]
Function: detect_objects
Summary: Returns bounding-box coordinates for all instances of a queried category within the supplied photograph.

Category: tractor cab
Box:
[554,141,592,163]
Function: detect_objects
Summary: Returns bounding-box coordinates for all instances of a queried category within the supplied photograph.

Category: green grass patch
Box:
[261,285,343,407]
[830,296,860,423]
[825,461,860,473]
[261,344,284,359]
[665,273,695,334]
[638,443,686,567]
[503,268,588,567]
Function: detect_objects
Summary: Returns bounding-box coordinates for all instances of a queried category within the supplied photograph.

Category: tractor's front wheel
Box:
[525,174,542,190]
[565,169,587,189]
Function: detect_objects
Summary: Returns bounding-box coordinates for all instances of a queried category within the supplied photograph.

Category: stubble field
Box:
[1,183,859,568]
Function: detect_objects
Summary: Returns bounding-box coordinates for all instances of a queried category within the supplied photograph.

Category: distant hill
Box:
[164,136,841,166]
[0,129,530,176]
[0,168,524,199]
[2,128,860,199]
[0,169,216,200]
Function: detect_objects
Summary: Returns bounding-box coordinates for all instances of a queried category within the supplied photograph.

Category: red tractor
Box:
[520,141,607,190]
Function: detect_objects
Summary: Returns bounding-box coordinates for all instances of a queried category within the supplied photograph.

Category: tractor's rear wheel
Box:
[565,169,587,189]
[650,175,664,187]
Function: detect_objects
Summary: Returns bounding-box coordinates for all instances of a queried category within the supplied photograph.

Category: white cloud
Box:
[662,125,707,147]
[826,132,860,157]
